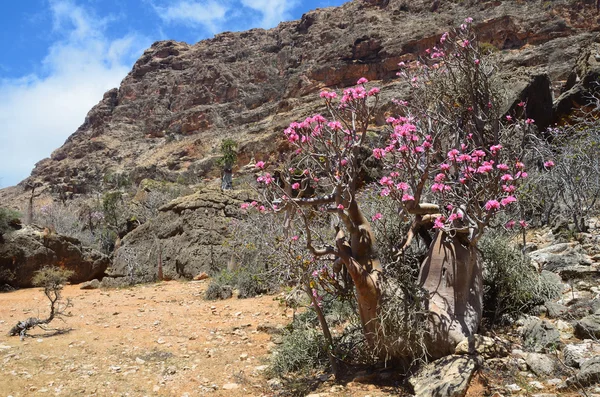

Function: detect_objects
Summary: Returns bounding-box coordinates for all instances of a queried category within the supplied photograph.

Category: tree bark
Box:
[418,231,483,358]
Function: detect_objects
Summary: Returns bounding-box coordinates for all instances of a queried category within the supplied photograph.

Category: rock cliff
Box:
[1,0,599,205]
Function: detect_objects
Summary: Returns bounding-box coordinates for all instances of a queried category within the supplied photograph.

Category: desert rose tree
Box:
[254,19,535,360]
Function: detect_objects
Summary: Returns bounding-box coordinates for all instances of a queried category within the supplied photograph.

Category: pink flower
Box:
[255,161,266,169]
[380,188,390,197]
[502,185,516,193]
[379,176,394,186]
[292,183,300,189]
[474,59,480,65]
[519,220,528,228]
[373,148,386,159]
[434,173,446,183]
[465,17,473,23]
[328,121,343,130]
[250,201,258,207]
[401,194,414,202]
[490,144,503,154]
[525,118,535,125]
[240,203,250,210]
[340,159,348,166]
[506,115,512,121]
[501,174,514,182]
[337,204,345,210]
[515,161,525,169]
[433,217,446,229]
[447,149,460,161]
[544,160,555,169]
[501,196,517,206]
[518,101,526,107]
[368,87,380,96]
[496,163,509,171]
[291,235,299,241]
[448,213,463,222]
[505,220,516,229]
[357,77,369,84]
[484,200,501,211]
[440,163,451,171]
[371,213,383,221]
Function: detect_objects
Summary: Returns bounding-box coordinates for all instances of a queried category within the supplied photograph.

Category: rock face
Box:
[1,0,599,206]
[409,355,478,397]
[0,225,109,288]
[109,187,254,285]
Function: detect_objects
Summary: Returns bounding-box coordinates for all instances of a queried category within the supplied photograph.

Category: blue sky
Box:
[0,0,347,188]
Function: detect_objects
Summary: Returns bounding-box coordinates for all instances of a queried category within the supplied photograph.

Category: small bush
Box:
[481,232,561,325]
[269,327,328,377]
[204,283,233,300]
[0,207,21,235]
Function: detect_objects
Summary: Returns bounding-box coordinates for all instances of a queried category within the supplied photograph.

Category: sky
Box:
[0,0,348,188]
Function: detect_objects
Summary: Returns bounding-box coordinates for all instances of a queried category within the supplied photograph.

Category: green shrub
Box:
[269,327,328,377]
[480,232,561,325]
[0,207,21,235]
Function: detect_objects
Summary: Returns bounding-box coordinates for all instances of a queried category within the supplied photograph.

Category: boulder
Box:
[454,335,509,358]
[521,318,562,353]
[80,279,101,290]
[409,355,478,397]
[528,242,592,276]
[525,353,561,377]
[574,314,600,339]
[566,356,600,388]
[111,187,255,285]
[563,341,600,368]
[0,225,109,288]
[545,302,568,319]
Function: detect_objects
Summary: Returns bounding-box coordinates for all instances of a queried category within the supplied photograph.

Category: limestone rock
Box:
[0,225,109,288]
[521,318,562,353]
[525,353,560,377]
[454,335,509,358]
[80,279,101,290]
[566,356,600,388]
[110,187,254,285]
[409,355,478,397]
[545,302,568,319]
[575,314,600,339]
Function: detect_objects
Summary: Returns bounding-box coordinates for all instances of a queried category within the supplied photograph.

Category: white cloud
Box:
[154,1,230,34]
[0,0,150,188]
[240,0,298,28]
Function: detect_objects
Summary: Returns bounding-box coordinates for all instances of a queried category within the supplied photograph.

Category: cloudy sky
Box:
[0,0,347,188]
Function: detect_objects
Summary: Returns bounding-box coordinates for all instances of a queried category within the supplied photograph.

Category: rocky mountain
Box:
[1,0,599,207]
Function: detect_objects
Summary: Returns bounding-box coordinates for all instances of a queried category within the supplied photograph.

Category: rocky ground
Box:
[1,223,600,397]
[0,281,292,397]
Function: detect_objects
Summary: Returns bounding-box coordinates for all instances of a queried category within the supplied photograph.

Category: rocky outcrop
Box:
[109,187,254,285]
[1,0,599,208]
[409,355,479,397]
[0,225,109,288]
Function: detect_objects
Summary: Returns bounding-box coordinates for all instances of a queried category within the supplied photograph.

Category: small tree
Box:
[218,139,238,190]
[254,19,541,361]
[9,267,74,340]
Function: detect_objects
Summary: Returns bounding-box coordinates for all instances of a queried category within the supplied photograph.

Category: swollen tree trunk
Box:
[418,231,483,358]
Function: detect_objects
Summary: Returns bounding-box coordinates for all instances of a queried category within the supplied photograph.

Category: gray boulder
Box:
[409,355,478,397]
[111,187,255,285]
[566,356,600,388]
[525,353,561,377]
[575,314,600,339]
[521,318,562,353]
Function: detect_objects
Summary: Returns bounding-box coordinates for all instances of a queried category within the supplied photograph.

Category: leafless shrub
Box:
[9,267,74,340]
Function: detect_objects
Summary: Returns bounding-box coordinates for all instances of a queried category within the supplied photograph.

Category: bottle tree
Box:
[254,19,536,360]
